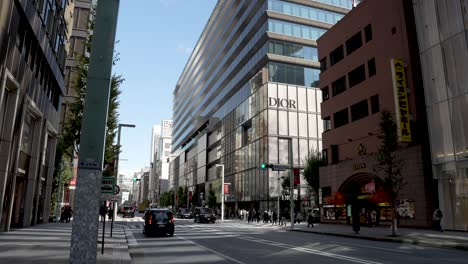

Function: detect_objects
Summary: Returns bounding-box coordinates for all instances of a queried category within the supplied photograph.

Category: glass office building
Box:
[413,1,468,231]
[170,0,350,212]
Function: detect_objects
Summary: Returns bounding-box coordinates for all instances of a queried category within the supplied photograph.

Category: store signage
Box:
[268,97,297,109]
[391,59,412,142]
[353,163,366,170]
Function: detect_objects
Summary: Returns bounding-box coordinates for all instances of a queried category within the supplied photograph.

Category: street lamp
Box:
[215,164,225,221]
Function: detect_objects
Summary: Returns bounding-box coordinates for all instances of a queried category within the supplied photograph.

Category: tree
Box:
[177,186,187,207]
[160,190,174,207]
[208,184,217,209]
[51,12,123,212]
[373,110,406,236]
[303,150,322,206]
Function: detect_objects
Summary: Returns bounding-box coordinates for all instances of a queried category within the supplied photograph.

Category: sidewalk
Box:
[228,218,468,251]
[0,221,131,264]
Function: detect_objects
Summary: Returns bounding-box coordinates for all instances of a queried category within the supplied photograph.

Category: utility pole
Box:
[69,1,120,263]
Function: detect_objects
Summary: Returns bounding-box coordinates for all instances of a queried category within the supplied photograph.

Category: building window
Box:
[330,45,344,66]
[348,64,366,88]
[333,108,349,128]
[370,94,380,114]
[346,32,362,55]
[323,117,331,131]
[331,145,339,164]
[321,86,329,101]
[320,58,327,72]
[268,62,320,87]
[321,149,328,165]
[332,76,346,96]
[351,99,369,121]
[368,58,376,77]
[165,143,171,149]
[364,24,372,42]
[269,40,318,61]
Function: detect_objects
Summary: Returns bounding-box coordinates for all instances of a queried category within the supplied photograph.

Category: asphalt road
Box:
[118,213,467,264]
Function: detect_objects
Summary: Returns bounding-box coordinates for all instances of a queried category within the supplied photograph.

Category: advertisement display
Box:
[396,199,415,219]
[391,59,412,142]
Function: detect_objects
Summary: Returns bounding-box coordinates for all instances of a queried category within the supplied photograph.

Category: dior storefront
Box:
[170,77,323,214]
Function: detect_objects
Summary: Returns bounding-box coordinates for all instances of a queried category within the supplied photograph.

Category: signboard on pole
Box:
[293,168,300,186]
[224,183,230,194]
[101,177,115,194]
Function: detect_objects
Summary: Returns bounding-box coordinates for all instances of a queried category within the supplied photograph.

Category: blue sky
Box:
[113,0,217,178]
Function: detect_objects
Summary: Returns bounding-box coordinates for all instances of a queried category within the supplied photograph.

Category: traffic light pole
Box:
[69,1,120,263]
[288,138,294,230]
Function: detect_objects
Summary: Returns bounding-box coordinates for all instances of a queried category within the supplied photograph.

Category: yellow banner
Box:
[393,59,412,142]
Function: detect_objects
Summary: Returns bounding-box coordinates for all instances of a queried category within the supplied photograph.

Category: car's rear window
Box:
[152,210,172,221]
[179,208,188,213]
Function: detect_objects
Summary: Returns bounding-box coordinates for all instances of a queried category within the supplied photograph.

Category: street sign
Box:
[101,193,119,202]
[114,185,120,195]
[272,164,289,171]
[101,177,115,194]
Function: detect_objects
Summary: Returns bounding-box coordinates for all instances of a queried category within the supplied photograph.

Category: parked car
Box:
[193,207,216,223]
[122,206,135,218]
[177,208,192,219]
[143,208,175,237]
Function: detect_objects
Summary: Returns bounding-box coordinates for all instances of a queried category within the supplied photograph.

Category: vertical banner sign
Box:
[293,168,300,186]
[224,184,229,195]
[391,59,412,142]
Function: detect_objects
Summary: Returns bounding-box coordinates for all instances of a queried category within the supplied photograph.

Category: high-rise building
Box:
[0,0,73,230]
[149,124,161,201]
[152,120,172,204]
[171,0,351,212]
[317,0,435,227]
[412,0,468,231]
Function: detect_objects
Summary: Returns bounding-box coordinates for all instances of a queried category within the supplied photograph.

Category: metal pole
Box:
[101,211,105,255]
[55,160,64,223]
[277,175,280,225]
[288,138,294,230]
[220,165,224,221]
[69,1,120,263]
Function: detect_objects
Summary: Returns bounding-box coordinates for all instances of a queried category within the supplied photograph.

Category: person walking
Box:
[272,211,278,225]
[432,208,443,232]
[296,211,303,224]
[307,211,314,228]
[64,206,73,223]
[100,204,107,222]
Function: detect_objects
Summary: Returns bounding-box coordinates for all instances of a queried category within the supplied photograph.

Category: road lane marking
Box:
[125,227,138,247]
[236,235,382,264]
[177,235,246,264]
[329,241,412,254]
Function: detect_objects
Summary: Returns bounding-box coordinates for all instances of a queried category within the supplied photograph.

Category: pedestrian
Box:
[352,205,360,234]
[256,210,260,223]
[367,209,372,228]
[60,207,65,223]
[272,211,277,225]
[296,211,303,224]
[307,211,314,228]
[108,207,113,220]
[64,206,73,223]
[432,208,443,232]
[100,204,107,222]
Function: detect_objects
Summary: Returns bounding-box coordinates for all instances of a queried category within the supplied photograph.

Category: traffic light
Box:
[260,163,273,169]
[132,177,137,182]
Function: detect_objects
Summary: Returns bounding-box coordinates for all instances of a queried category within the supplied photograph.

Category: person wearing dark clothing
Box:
[100,204,107,222]
[352,205,360,234]
[64,206,73,223]
[307,212,314,228]
[367,210,373,228]
[272,211,278,225]
[433,208,443,232]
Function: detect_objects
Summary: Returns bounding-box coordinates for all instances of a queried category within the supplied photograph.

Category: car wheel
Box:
[212,220,216,223]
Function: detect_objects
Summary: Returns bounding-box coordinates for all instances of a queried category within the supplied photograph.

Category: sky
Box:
[112,0,217,178]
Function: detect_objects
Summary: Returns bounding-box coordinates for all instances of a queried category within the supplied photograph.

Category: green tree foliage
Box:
[303,150,322,205]
[177,186,188,207]
[208,184,217,209]
[160,190,174,207]
[374,110,406,236]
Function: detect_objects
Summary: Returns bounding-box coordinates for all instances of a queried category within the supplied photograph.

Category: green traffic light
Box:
[261,163,266,169]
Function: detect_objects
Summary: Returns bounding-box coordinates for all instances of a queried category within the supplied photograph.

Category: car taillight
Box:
[148,215,152,225]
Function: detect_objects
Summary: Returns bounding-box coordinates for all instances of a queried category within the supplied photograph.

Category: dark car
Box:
[193,207,216,223]
[143,209,175,237]
[121,206,134,218]
[177,208,192,219]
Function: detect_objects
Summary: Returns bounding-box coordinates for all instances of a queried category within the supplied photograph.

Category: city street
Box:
[119,213,468,264]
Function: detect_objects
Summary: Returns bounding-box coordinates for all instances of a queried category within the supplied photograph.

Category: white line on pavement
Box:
[236,235,382,264]
[177,235,246,264]
[329,241,412,254]
[125,227,138,247]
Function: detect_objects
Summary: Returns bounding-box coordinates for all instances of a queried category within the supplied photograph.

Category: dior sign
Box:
[268,97,297,109]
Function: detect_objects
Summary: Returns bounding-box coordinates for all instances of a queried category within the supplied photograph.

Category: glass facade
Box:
[171,0,348,213]
[268,0,345,24]
[413,0,468,230]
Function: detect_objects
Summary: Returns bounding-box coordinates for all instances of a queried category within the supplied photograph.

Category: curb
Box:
[290,228,468,252]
